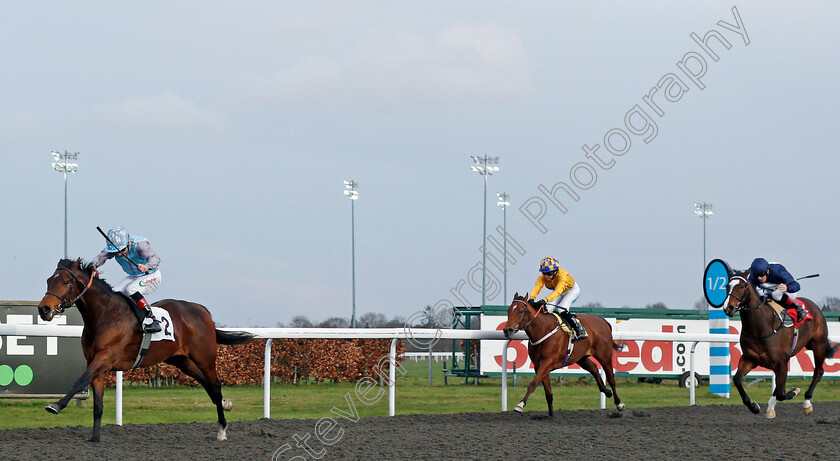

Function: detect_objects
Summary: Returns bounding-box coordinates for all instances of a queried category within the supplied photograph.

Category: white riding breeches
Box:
[547,282,581,313]
[759,283,797,302]
[113,270,162,298]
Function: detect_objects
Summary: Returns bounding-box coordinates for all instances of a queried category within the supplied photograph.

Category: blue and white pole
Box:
[704,259,732,397]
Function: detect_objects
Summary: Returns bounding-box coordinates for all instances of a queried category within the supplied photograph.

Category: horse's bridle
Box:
[508,299,542,333]
[44,267,97,315]
[727,275,770,313]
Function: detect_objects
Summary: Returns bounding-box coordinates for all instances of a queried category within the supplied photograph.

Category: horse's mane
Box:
[58,258,116,293]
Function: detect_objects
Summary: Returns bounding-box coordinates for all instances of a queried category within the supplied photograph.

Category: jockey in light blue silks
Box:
[91,227,163,333]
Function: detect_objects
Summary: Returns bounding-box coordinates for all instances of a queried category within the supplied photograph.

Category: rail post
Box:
[264,339,273,418]
[690,341,699,405]
[501,339,511,411]
[389,338,398,416]
[116,371,123,425]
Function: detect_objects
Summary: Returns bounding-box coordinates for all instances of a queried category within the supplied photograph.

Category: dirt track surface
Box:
[3,402,840,460]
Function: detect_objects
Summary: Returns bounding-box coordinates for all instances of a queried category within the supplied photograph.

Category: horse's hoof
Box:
[45,403,61,415]
[748,403,760,414]
[804,400,814,415]
[222,399,233,411]
[217,437,227,442]
[766,409,776,419]
[513,405,524,413]
[804,405,813,415]
[617,403,626,411]
[792,388,801,396]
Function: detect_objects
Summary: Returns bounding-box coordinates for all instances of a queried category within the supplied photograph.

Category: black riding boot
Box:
[782,294,808,323]
[131,292,162,333]
[560,311,586,342]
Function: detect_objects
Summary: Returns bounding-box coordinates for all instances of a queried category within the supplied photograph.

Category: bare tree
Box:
[358,312,388,328]
[581,301,604,308]
[693,298,708,310]
[821,296,840,312]
[644,302,668,310]
[289,315,313,328]
[317,317,349,328]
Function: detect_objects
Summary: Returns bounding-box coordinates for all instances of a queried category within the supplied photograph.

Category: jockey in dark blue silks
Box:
[747,257,808,323]
[91,227,163,333]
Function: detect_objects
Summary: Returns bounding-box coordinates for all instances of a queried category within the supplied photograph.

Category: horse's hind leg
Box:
[601,360,624,410]
[767,366,799,419]
[168,356,228,441]
[802,341,829,415]
[577,357,610,397]
[578,356,624,410]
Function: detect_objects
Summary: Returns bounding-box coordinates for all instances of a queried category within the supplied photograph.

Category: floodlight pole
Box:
[471,156,499,306]
[52,151,79,259]
[497,193,510,302]
[344,180,359,328]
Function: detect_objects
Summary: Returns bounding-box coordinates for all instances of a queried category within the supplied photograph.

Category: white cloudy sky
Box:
[1,1,838,326]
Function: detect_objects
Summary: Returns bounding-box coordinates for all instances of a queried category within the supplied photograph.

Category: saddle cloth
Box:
[149,306,175,341]
[767,299,810,328]
[552,313,576,338]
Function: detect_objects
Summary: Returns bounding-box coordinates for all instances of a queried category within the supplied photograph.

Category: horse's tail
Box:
[216,328,255,345]
[603,318,626,352]
[826,341,839,360]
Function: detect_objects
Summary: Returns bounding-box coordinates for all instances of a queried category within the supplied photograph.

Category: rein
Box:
[727,275,782,339]
[45,267,98,314]
[510,299,561,345]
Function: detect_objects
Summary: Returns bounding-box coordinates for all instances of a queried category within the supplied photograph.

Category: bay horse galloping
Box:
[37,259,255,442]
[502,293,625,415]
[724,271,836,418]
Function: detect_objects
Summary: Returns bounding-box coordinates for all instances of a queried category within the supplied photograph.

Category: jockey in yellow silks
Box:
[530,256,585,341]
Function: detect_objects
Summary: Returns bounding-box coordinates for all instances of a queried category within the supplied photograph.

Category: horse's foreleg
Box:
[89,375,105,442]
[46,370,92,415]
[514,360,552,414]
[732,359,760,415]
[541,374,554,417]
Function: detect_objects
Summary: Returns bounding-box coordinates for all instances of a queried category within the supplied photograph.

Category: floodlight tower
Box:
[344,180,359,328]
[470,156,499,306]
[51,151,79,259]
[497,192,510,302]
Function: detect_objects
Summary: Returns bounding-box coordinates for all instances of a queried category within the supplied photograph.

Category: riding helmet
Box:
[539,256,560,273]
[105,226,130,252]
[750,257,769,276]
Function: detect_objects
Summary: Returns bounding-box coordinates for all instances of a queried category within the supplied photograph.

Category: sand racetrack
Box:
[2,401,839,460]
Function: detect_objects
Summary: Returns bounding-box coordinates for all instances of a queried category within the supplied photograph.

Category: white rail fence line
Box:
[3,325,836,422]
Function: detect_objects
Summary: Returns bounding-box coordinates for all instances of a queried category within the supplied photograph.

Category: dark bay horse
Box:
[502,293,625,415]
[724,271,836,418]
[37,259,254,442]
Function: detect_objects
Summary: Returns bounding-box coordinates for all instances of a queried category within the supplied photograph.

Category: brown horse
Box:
[724,271,836,418]
[502,293,625,415]
[37,259,254,442]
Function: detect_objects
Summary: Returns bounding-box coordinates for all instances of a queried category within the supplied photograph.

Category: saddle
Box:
[767,299,809,328]
[116,292,148,329]
[550,312,587,340]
